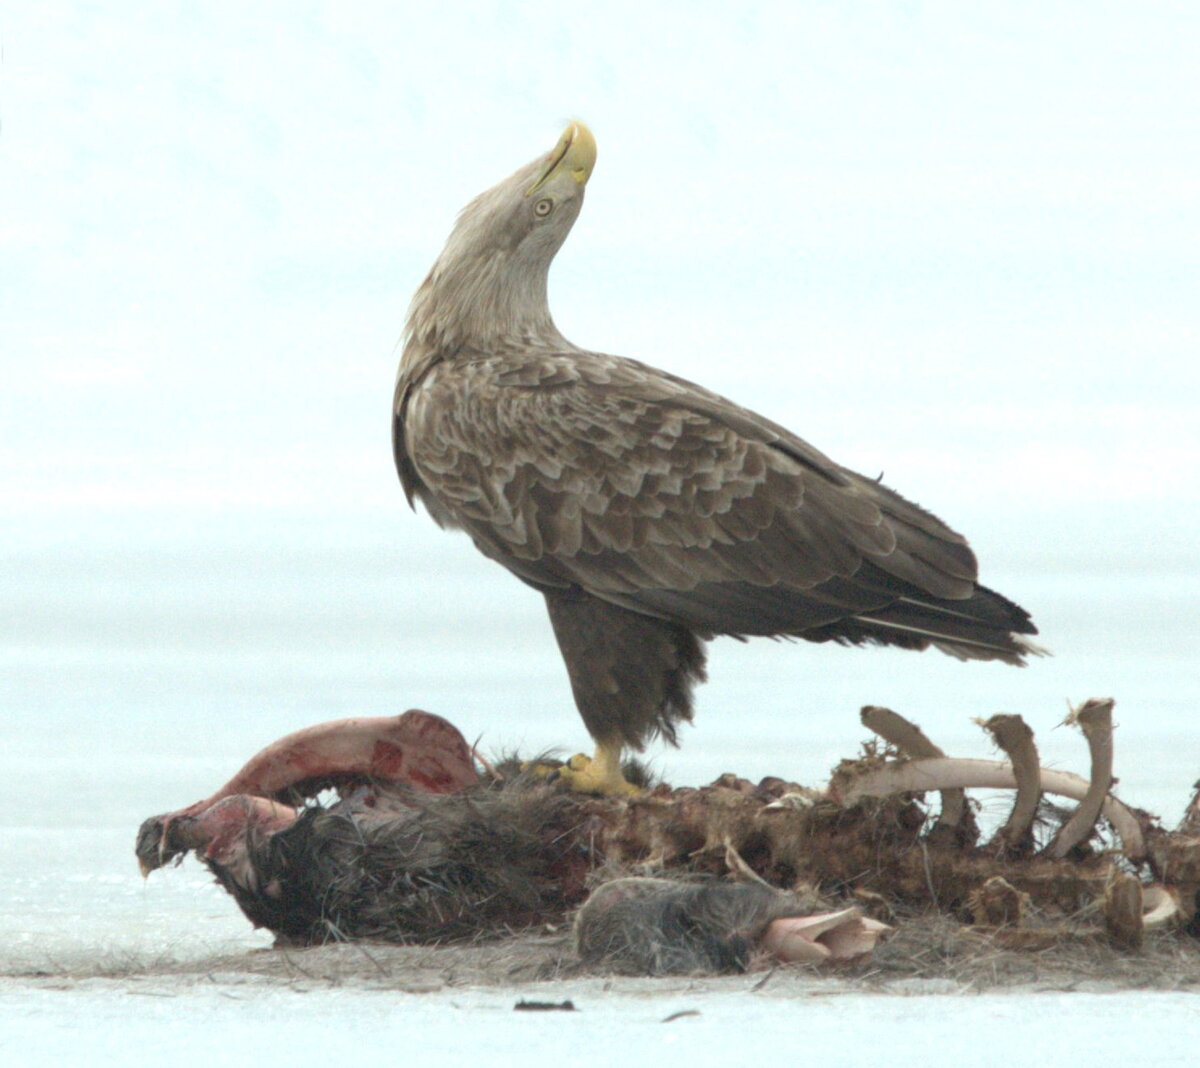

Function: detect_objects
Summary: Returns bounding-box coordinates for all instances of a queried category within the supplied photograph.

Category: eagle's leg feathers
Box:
[543,587,708,751]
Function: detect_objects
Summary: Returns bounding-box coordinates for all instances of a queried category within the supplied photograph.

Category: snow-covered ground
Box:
[4,977,1197,1067]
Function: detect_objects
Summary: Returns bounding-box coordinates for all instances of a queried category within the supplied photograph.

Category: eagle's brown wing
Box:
[395,349,1033,657]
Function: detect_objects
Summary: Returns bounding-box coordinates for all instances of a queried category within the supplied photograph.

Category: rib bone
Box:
[830,757,1146,861]
[979,714,1040,854]
[860,706,969,832]
[1045,699,1115,859]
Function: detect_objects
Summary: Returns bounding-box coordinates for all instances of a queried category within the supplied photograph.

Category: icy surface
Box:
[3,981,1199,1066]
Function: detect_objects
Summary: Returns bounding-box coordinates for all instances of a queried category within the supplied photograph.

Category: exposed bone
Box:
[196,710,479,802]
[762,790,819,812]
[136,794,299,876]
[979,714,1041,854]
[136,710,478,873]
[829,757,1147,861]
[1045,699,1115,859]
[1142,884,1183,929]
[136,707,1197,959]
[136,795,299,882]
[689,785,761,858]
[724,838,775,890]
[860,706,970,834]
[860,705,945,758]
[964,927,1069,951]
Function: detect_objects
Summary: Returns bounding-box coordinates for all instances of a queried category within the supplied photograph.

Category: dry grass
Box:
[8,912,1199,997]
[861,911,1200,992]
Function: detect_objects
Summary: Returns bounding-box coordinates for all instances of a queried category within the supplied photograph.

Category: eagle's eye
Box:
[533,197,555,218]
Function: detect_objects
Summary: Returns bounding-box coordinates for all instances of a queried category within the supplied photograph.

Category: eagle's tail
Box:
[804,583,1045,665]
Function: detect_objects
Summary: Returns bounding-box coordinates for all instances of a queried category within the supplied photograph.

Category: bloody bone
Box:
[197,709,478,800]
[136,709,478,874]
[154,795,300,892]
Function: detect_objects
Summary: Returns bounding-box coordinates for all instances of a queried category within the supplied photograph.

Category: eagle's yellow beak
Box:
[526,121,596,196]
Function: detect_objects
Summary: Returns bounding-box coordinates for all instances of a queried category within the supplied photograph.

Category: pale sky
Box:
[3,1,1199,569]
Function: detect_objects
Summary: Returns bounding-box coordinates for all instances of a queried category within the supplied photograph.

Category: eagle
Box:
[393,122,1039,794]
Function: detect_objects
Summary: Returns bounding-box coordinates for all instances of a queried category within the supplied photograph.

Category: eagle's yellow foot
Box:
[549,743,641,796]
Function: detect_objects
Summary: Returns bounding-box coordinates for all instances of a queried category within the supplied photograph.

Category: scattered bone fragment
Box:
[762,789,820,812]
[979,714,1041,855]
[960,926,1068,951]
[1045,699,1115,859]
[850,887,896,923]
[1146,826,1200,931]
[723,838,774,889]
[1141,885,1182,930]
[965,873,1177,951]
[860,706,972,839]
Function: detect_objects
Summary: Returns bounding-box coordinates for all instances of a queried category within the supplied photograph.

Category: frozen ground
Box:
[3,969,1198,1066]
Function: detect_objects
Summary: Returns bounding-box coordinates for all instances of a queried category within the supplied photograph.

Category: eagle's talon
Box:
[552,748,641,797]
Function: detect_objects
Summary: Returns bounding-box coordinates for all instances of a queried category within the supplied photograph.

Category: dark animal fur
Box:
[203,780,598,946]
[574,877,820,975]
